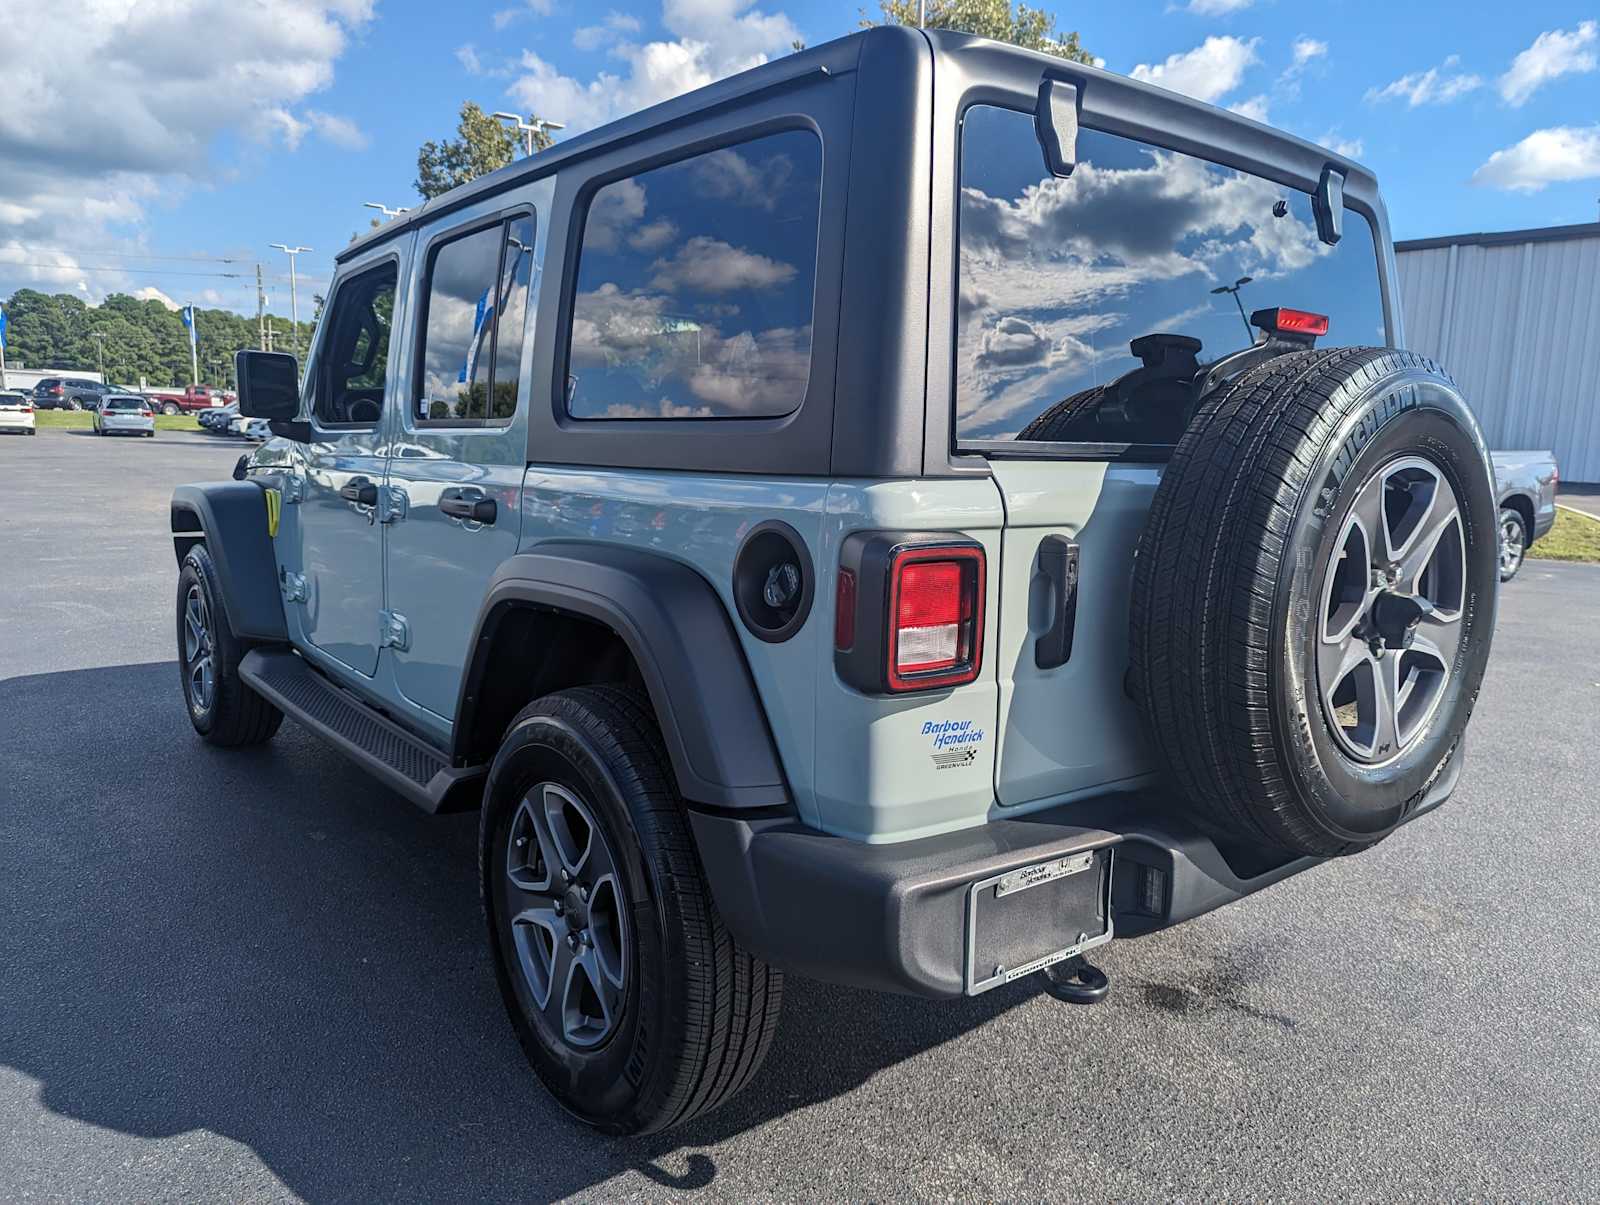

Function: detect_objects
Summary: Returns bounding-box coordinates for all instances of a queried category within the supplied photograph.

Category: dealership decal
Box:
[923,719,984,769]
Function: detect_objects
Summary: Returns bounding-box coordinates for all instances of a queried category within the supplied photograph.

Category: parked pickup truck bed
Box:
[146,385,229,414]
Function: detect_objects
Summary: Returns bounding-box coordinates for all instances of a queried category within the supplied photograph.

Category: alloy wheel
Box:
[501,783,628,1049]
[183,584,215,713]
[1318,456,1466,765]
[1500,514,1525,578]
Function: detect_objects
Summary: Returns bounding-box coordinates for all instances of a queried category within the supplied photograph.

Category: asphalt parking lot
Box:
[2,427,1599,1202]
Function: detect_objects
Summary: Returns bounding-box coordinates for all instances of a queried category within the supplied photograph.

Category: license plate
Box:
[965,845,1113,995]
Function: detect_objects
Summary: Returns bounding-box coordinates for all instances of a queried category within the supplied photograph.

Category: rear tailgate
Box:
[988,459,1159,807]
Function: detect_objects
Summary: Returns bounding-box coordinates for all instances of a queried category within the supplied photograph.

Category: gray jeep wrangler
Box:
[172,28,1499,1134]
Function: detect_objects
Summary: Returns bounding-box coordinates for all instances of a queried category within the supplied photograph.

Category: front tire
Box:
[480,686,782,1134]
[176,545,283,746]
[1498,507,1528,582]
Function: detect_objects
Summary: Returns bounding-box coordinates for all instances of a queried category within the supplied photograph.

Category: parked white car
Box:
[228,414,252,437]
[0,391,36,435]
[243,418,272,441]
[93,394,155,437]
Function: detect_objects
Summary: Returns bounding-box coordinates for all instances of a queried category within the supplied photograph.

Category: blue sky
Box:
[1,0,1597,318]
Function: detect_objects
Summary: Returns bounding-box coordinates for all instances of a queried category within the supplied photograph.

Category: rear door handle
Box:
[340,479,378,506]
[440,490,496,525]
[1035,534,1080,670]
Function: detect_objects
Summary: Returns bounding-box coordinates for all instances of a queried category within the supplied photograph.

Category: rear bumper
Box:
[691,752,1461,999]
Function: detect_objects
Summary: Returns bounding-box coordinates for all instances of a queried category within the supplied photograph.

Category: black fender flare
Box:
[456,543,790,811]
[170,482,288,643]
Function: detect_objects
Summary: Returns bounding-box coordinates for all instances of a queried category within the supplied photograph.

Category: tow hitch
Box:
[1043,954,1111,1005]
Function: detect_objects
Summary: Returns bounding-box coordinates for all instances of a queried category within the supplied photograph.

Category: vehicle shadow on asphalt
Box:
[0,661,1046,1199]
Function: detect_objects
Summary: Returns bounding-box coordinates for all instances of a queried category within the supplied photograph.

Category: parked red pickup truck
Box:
[146,385,231,414]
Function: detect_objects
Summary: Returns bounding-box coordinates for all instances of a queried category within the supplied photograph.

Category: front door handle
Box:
[340,479,378,506]
[440,490,496,525]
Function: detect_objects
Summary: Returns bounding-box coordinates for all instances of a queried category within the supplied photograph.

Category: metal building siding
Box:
[1396,230,1600,482]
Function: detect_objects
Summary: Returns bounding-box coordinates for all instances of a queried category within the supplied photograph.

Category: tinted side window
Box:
[313,261,397,427]
[565,129,822,420]
[956,105,1386,447]
[417,214,535,424]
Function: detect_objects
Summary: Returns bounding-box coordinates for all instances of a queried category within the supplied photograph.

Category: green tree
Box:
[2,288,312,388]
[861,0,1093,62]
[415,102,551,200]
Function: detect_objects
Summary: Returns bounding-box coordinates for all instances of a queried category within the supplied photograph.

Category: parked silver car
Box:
[93,394,155,438]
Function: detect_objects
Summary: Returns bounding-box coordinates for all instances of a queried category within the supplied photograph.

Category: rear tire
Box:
[1130,348,1498,856]
[480,685,782,1134]
[163,402,180,416]
[176,545,283,746]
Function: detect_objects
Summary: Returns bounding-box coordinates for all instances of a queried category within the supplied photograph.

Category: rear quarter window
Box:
[564,129,822,421]
[955,105,1386,449]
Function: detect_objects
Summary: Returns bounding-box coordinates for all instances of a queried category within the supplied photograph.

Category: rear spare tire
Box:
[1130,348,1498,856]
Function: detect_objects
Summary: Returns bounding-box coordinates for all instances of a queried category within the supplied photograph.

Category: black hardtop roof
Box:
[341,26,1375,265]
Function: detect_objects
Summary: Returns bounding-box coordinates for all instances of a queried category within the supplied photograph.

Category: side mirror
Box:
[236,350,301,420]
[236,349,310,442]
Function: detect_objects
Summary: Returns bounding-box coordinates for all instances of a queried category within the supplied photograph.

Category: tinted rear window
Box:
[564,129,822,420]
[955,105,1386,448]
[105,398,145,411]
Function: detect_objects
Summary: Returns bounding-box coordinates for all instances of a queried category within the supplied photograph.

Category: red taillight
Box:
[834,568,857,651]
[886,547,984,691]
[22,405,32,413]
[49,385,63,395]
[1251,306,1329,337]
[140,409,152,417]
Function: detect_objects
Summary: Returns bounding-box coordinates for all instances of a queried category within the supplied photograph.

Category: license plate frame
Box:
[964,846,1114,996]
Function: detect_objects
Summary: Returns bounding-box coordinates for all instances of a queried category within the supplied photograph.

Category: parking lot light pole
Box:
[270,244,312,363]
[1210,276,1255,340]
[492,112,564,157]
[90,331,107,380]
[364,201,409,219]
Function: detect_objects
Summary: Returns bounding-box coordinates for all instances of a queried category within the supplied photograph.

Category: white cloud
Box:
[509,0,800,133]
[1291,37,1327,67]
[1498,21,1597,107]
[133,286,181,311]
[1471,125,1600,191]
[457,44,484,74]
[574,11,645,50]
[1130,36,1260,104]
[1229,95,1270,123]
[305,110,368,150]
[649,236,795,293]
[1365,55,1483,106]
[1184,0,1253,13]
[494,0,556,29]
[0,0,371,301]
[628,218,678,251]
[1318,131,1365,159]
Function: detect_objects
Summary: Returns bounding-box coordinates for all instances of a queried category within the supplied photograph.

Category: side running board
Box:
[239,648,485,814]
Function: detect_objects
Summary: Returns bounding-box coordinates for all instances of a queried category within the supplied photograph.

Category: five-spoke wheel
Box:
[501,783,628,1049]
[1319,455,1466,764]
[182,582,215,716]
